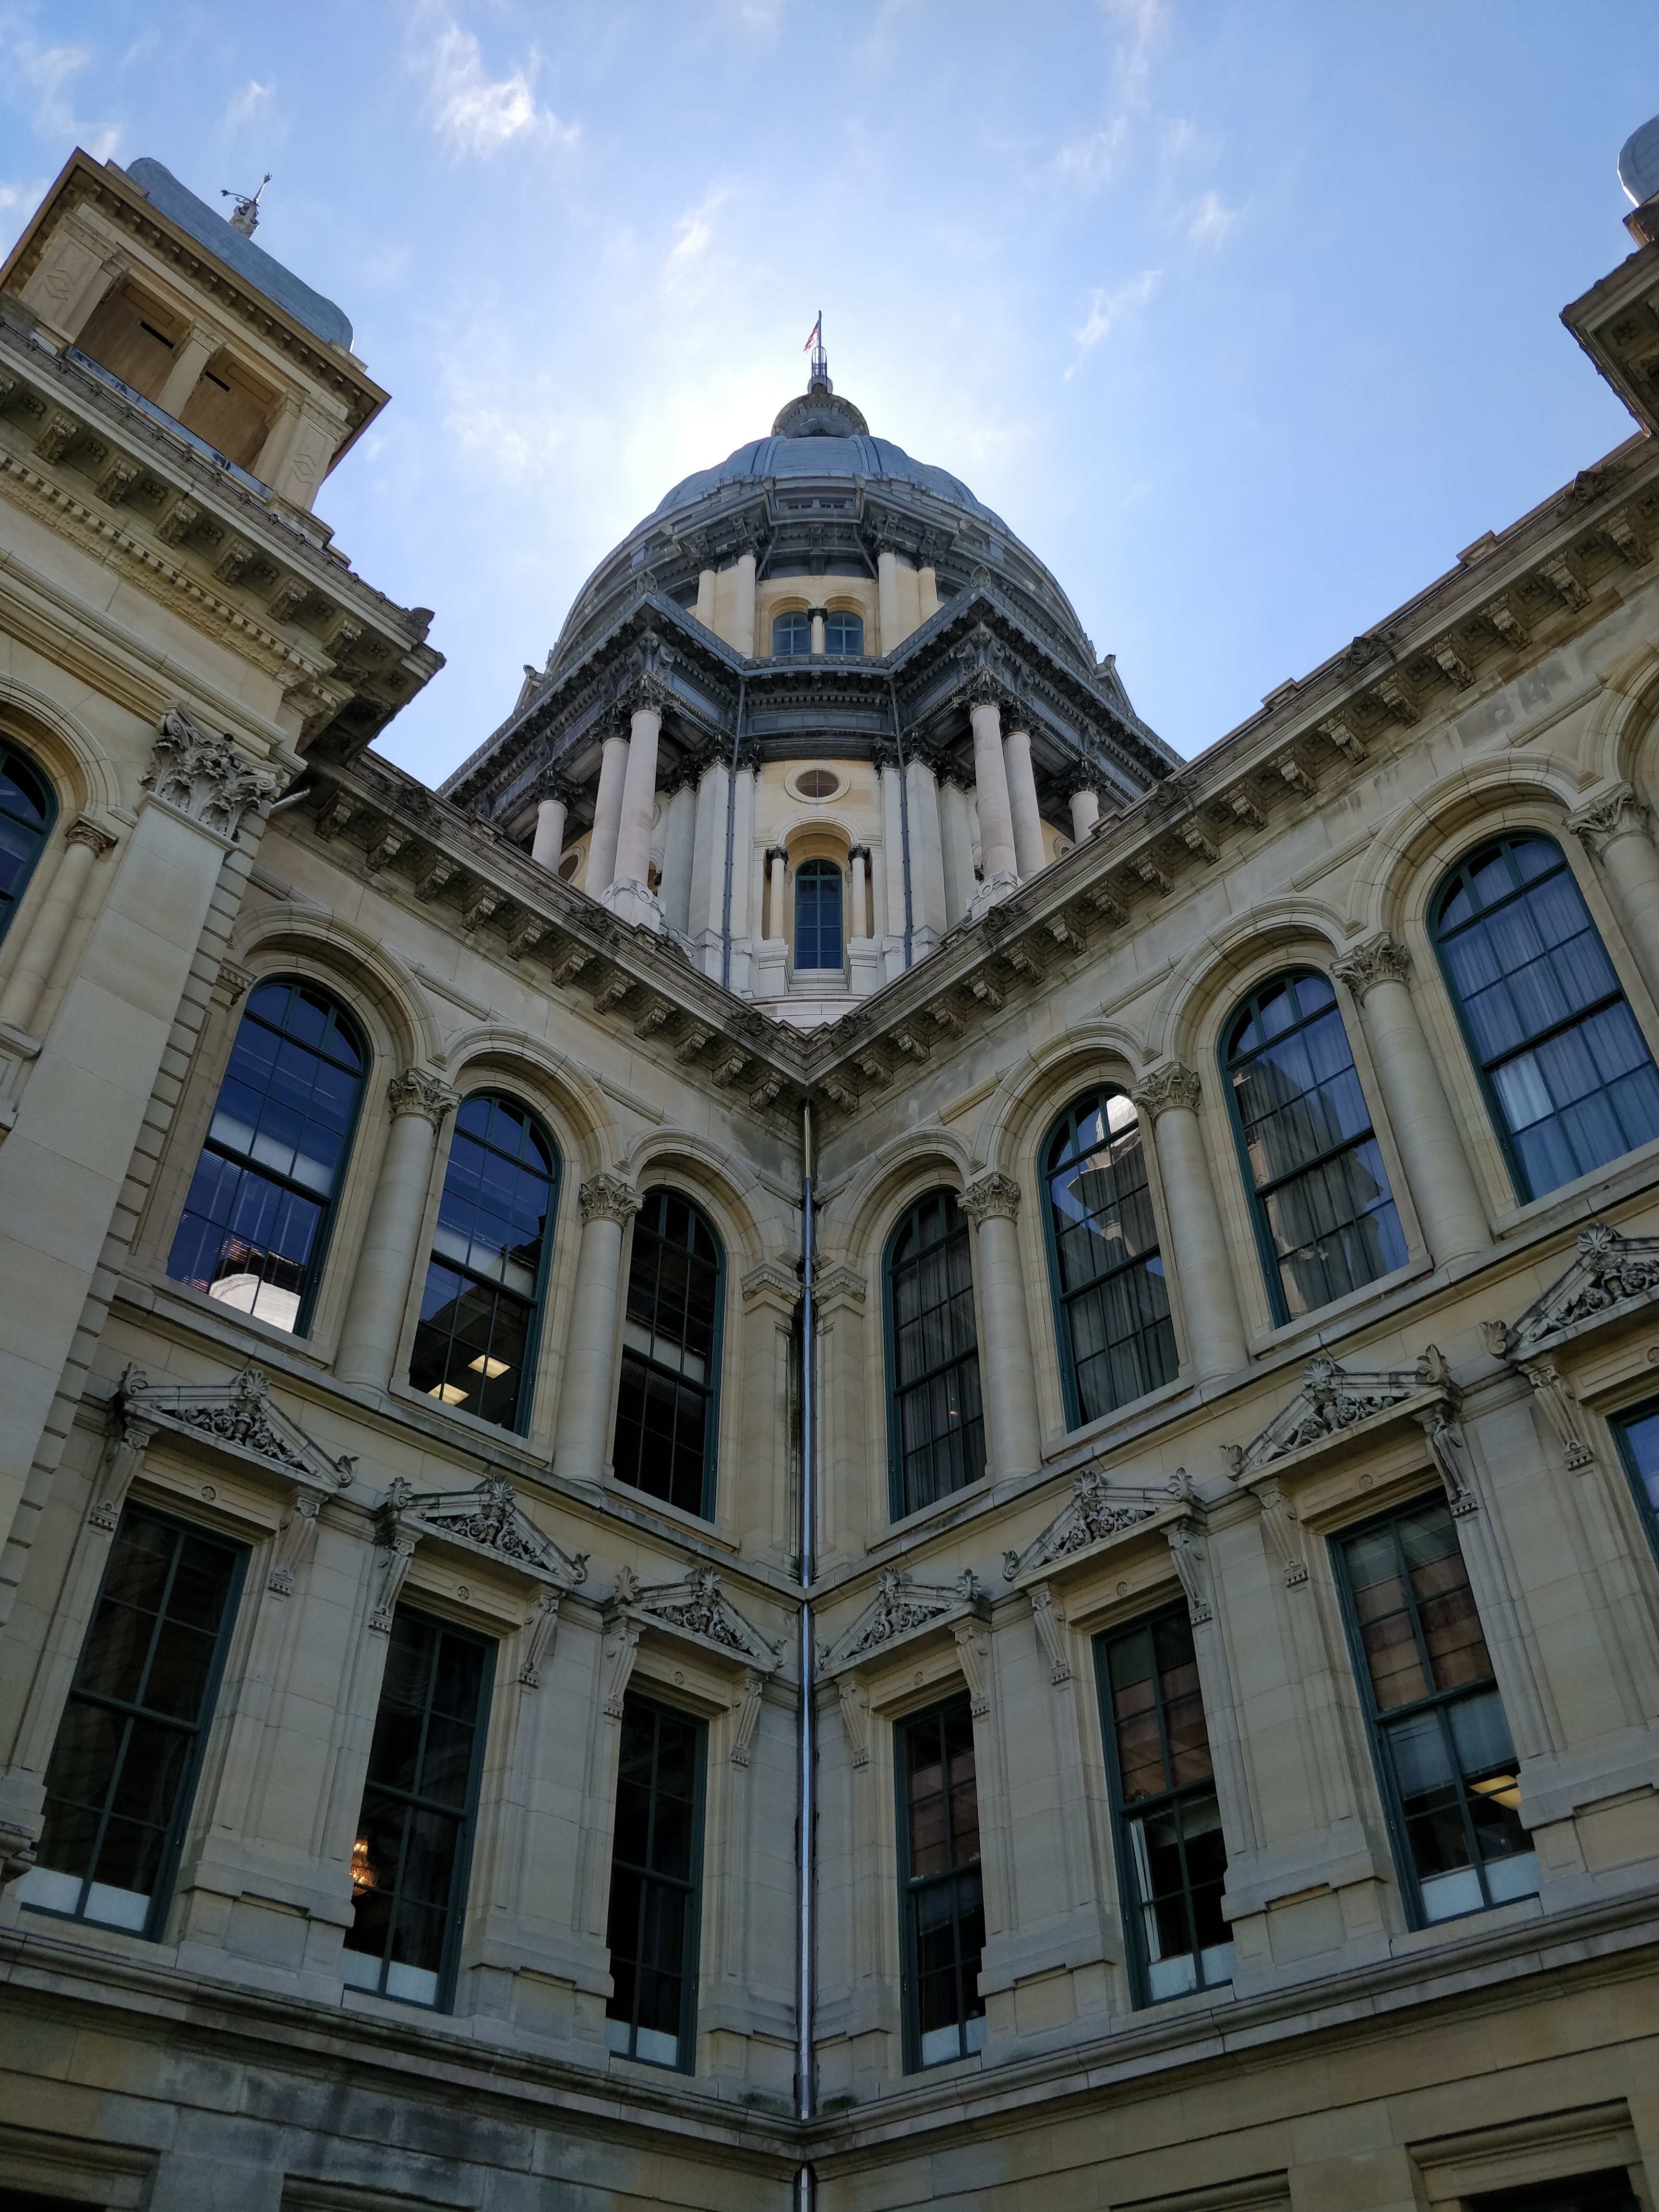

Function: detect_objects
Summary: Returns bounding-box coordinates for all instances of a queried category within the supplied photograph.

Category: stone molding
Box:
[959,1172,1021,1226]
[1130,1061,1202,1119]
[1332,932,1412,1001]
[579,1170,642,1226]
[1225,1346,1456,1481]
[1001,1468,1177,1583]
[386,1068,459,1127]
[143,707,289,840]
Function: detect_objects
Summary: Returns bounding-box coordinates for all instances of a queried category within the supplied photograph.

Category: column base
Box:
[966,871,1020,921]
[753,938,788,997]
[598,878,665,932]
[848,938,883,997]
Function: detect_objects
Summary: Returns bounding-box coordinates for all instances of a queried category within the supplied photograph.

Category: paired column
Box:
[584,728,631,898]
[732,551,757,657]
[553,1173,641,1483]
[1568,782,1659,995]
[1332,935,1491,1265]
[157,320,222,420]
[693,568,716,630]
[334,1070,459,1389]
[1067,782,1100,843]
[848,846,870,941]
[659,775,697,935]
[529,772,575,874]
[938,775,977,927]
[905,752,946,945]
[0,818,118,1035]
[1130,1064,1248,1380]
[764,847,789,941]
[1002,721,1046,880]
[877,548,901,652]
[960,1173,1042,1480]
[603,702,665,929]
[809,606,827,658]
[967,694,1019,914]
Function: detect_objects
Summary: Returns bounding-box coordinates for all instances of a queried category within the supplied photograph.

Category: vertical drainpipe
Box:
[795,1105,817,2211]
[888,676,913,971]
[721,676,746,993]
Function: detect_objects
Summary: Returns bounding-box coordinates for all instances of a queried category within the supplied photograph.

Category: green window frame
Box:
[1432,832,1659,1203]
[613,1187,724,1519]
[1334,1495,1538,1926]
[19,1503,245,1939]
[883,1189,986,1521]
[342,1607,495,2010]
[793,858,844,971]
[1609,1393,1659,1575]
[895,1693,986,2070]
[1222,969,1407,1324]
[604,1693,706,2071]
[409,1091,560,1435]
[1041,1088,1177,1428]
[1094,1603,1233,2005]
[166,975,367,1336]
[0,737,57,949]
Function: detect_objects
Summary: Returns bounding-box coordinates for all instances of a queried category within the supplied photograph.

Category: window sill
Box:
[1244,1252,1430,1360]
[1488,1127,1659,1241]
[879,1474,992,1545]
[130,1268,336,1371]
[1046,1373,1190,1462]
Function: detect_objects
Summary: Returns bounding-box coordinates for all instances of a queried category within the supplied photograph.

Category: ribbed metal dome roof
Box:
[649,430,1009,532]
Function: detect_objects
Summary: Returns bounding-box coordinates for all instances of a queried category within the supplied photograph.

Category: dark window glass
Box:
[1433,834,1659,1202]
[1095,1606,1233,2003]
[342,1609,493,2009]
[1469,2176,1639,2212]
[1336,1497,1538,1924]
[21,1506,242,1936]
[898,1695,985,2069]
[409,1092,559,1433]
[0,739,56,947]
[1225,971,1407,1322]
[884,1190,986,1518]
[794,859,844,971]
[613,1189,723,1518]
[604,1696,705,2069]
[772,612,811,656]
[1044,1089,1177,1425]
[824,610,864,657]
[166,978,365,1334]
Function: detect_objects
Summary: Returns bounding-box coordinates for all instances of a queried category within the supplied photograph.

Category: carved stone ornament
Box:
[1130,1061,1202,1120]
[379,1474,586,1585]
[579,1170,642,1227]
[823,1565,985,1675]
[1520,1360,1597,1475]
[1332,933,1412,1002]
[386,1068,460,1128]
[144,708,289,840]
[1567,783,1651,859]
[608,1562,780,1675]
[1224,1346,1454,1479]
[1486,1220,1659,1360]
[958,1172,1021,1226]
[113,1364,355,1502]
[1001,1468,1168,1582]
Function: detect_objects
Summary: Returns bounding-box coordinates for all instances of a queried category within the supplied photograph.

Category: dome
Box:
[650,430,1009,534]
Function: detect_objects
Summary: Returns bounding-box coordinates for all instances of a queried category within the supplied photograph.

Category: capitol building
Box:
[0,132,1657,2212]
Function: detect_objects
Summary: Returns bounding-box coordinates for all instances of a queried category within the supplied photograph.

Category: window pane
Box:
[888,1191,985,1514]
[0,740,54,936]
[605,1699,703,2067]
[1046,1092,1178,1422]
[613,1190,721,1517]
[900,1698,985,2067]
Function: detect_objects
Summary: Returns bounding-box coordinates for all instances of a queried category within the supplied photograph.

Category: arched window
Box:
[1432,833,1659,1201]
[409,1093,559,1433]
[0,739,57,949]
[884,1190,985,1518]
[1043,1090,1176,1427]
[772,611,811,656]
[794,859,843,971]
[1224,971,1406,1322]
[614,1189,723,1518]
[824,610,863,657]
[167,977,365,1334]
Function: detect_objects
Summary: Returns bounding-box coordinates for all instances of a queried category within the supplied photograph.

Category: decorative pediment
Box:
[822,1565,985,1677]
[1001,1468,1178,1585]
[1483,1221,1659,1361]
[380,1475,588,1588]
[118,1364,355,1493]
[610,1563,779,1673]
[1224,1348,1454,1480]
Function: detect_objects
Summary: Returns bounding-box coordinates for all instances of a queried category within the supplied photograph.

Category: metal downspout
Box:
[795,1104,817,2212]
[721,676,746,993]
[888,677,913,971]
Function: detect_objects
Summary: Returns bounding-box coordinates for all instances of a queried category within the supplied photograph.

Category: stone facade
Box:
[0,145,1656,2212]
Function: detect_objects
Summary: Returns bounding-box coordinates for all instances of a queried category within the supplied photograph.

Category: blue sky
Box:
[1,1,1654,782]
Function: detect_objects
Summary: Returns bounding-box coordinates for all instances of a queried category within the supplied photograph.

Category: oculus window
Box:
[1095,1605,1233,2003]
[614,1189,723,1518]
[1224,971,1407,1322]
[897,1694,986,2069]
[824,610,863,657]
[1335,1497,1538,1924]
[19,1505,244,1937]
[409,1093,559,1434]
[0,740,55,949]
[884,1190,986,1519]
[1433,834,1659,1201]
[1043,1089,1176,1427]
[794,858,844,971]
[772,611,811,656]
[167,978,365,1334]
[604,1695,705,2069]
[343,1608,493,2009]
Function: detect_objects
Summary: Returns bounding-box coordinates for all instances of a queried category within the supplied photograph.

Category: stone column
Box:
[333,1071,459,1389]
[939,775,977,926]
[809,606,827,658]
[959,1175,1042,1481]
[660,775,697,935]
[553,1173,641,1484]
[156,320,221,419]
[1068,784,1100,843]
[0,818,117,1034]
[688,756,728,959]
[766,847,789,940]
[878,752,907,976]
[584,726,630,898]
[1568,782,1659,998]
[905,752,946,948]
[877,549,901,653]
[917,566,941,621]
[603,703,664,929]
[727,756,757,990]
[733,552,757,658]
[848,846,870,940]
[530,773,573,873]
[693,568,716,629]
[1333,935,1491,1265]
[1130,1064,1248,1380]
[1002,722,1047,880]
[967,693,1019,914]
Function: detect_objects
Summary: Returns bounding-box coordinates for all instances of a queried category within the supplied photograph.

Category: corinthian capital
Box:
[387,1069,460,1128]
[959,1171,1022,1226]
[1130,1062,1202,1120]
[579,1170,642,1226]
[144,707,289,840]
[1332,933,1412,1002]
[1567,781,1650,857]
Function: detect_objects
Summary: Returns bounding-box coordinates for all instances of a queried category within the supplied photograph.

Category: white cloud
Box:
[421,22,577,158]
[665,186,733,294]
[1067,269,1160,375]
[713,0,784,28]
[7,36,120,157]
[1054,120,1127,191]
[0,179,46,219]
[1188,190,1237,248]
[221,78,275,134]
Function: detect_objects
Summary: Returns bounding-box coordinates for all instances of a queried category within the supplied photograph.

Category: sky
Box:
[1,1,1655,784]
